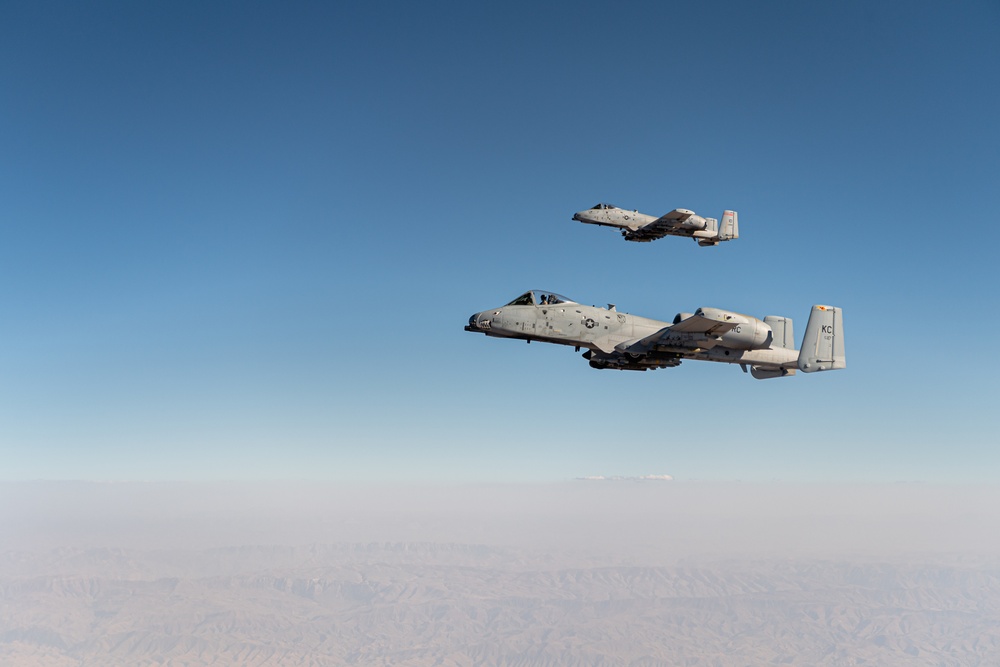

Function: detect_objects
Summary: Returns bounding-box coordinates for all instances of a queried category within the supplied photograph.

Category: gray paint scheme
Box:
[466,291,845,379]
[573,203,739,245]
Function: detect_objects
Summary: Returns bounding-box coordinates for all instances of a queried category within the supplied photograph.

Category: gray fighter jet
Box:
[465,291,845,379]
[573,203,738,245]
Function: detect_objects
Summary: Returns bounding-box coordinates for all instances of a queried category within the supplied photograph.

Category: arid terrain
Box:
[3,481,1000,666]
[4,544,1000,666]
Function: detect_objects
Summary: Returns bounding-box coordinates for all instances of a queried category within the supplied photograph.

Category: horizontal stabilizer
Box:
[751,366,796,379]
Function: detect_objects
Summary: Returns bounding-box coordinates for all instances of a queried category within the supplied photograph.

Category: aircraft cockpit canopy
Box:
[505,291,576,307]
[590,203,617,210]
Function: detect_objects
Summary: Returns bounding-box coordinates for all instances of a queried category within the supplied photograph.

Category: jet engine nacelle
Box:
[703,309,773,350]
[682,213,707,230]
[672,312,694,324]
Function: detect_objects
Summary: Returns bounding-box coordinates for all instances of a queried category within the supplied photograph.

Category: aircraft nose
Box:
[466,311,491,332]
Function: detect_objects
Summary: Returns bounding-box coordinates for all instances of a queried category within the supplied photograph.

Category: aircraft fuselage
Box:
[572,204,724,243]
[465,291,800,373]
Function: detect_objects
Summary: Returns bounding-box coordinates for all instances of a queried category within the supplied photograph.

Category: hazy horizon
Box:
[4,479,999,559]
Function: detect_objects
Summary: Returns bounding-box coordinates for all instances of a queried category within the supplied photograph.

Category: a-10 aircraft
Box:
[465,290,845,379]
[573,203,738,245]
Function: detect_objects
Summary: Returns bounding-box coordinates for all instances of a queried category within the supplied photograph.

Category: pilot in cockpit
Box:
[540,294,548,305]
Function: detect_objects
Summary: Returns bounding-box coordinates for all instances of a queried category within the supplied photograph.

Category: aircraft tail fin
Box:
[764,315,794,349]
[697,216,720,246]
[797,305,846,372]
[719,210,738,240]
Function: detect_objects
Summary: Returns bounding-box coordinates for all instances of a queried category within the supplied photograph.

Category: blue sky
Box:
[1,1,998,482]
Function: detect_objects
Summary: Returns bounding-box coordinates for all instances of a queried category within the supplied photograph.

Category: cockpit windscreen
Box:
[505,291,576,307]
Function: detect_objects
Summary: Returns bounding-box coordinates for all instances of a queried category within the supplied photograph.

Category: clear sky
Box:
[1,1,998,483]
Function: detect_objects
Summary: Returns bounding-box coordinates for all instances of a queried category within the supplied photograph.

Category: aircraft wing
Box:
[626,209,697,241]
[666,312,740,335]
[656,209,696,225]
[625,311,740,353]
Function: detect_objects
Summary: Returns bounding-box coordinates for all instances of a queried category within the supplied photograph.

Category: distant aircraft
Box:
[573,203,738,245]
[466,290,845,379]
